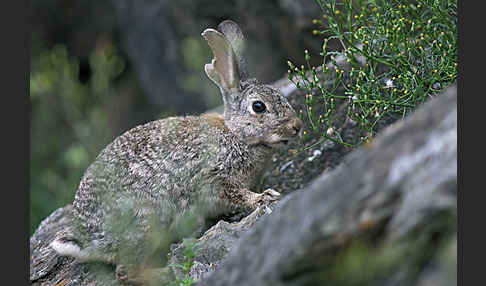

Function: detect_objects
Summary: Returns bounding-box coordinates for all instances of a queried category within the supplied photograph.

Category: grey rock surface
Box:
[169,201,280,281]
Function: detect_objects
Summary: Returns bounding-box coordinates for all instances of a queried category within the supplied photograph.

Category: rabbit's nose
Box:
[289,117,303,135]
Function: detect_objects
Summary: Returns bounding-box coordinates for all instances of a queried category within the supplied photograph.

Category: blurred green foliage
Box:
[30,42,126,234]
[290,0,457,148]
[180,36,221,109]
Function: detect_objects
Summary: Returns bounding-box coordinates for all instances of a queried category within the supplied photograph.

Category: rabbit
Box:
[49,19,302,284]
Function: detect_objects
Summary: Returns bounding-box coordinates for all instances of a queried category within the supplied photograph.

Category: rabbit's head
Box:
[202,20,302,147]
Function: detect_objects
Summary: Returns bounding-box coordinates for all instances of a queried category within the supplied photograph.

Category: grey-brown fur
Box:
[50,20,302,283]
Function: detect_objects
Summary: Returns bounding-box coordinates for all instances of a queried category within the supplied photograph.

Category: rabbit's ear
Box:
[218,20,249,81]
[202,28,240,95]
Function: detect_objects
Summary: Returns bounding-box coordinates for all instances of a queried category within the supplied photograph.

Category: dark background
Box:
[30,0,328,234]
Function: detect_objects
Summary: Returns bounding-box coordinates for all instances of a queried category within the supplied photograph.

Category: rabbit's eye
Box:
[252,101,266,113]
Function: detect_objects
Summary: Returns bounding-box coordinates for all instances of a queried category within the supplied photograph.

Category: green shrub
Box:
[288,0,457,148]
[168,239,200,286]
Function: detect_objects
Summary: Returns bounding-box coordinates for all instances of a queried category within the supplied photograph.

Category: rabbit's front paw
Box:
[115,264,129,282]
[257,188,281,204]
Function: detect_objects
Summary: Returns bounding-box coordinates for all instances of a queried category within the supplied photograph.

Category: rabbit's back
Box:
[71,113,264,239]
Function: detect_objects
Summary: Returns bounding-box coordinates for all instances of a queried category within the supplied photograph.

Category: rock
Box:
[168,202,279,281]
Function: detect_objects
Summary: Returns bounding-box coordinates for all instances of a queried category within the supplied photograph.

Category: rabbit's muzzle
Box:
[263,117,302,147]
[275,117,303,145]
[281,117,302,141]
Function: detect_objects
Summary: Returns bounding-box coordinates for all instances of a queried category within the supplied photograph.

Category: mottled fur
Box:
[50,20,302,283]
